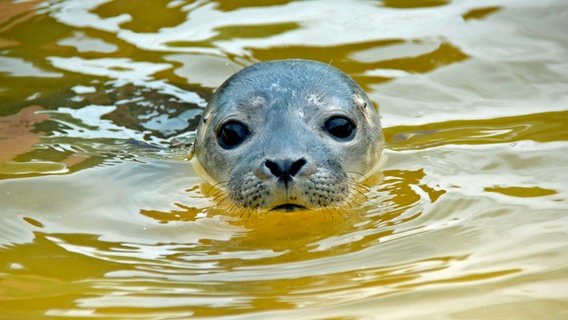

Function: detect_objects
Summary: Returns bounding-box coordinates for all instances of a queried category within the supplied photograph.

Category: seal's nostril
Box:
[289,158,307,177]
[264,158,307,181]
[264,160,283,178]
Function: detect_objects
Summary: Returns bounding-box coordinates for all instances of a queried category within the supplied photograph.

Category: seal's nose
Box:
[263,158,307,186]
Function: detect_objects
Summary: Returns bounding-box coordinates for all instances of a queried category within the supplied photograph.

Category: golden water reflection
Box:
[0,0,567,319]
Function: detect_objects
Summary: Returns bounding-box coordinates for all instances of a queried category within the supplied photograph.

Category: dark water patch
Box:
[380,0,451,9]
[247,39,469,90]
[214,0,296,12]
[166,22,300,48]
[385,110,568,150]
[462,6,502,21]
[1,0,567,318]
[92,0,188,33]
[485,186,558,198]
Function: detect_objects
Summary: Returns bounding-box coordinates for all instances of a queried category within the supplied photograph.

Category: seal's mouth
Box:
[269,203,308,212]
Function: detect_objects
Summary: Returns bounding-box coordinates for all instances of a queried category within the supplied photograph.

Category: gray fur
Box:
[193,59,383,212]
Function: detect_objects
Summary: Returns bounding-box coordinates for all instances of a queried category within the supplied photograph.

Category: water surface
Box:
[1,0,567,319]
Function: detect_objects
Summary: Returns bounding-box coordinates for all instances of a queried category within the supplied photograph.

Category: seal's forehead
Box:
[221,60,356,92]
[214,60,362,112]
[216,86,350,116]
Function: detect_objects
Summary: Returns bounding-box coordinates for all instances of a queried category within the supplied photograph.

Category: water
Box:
[1,0,567,319]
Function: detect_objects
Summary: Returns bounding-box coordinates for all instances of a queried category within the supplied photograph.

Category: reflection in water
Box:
[380,0,451,9]
[462,6,502,20]
[249,40,471,91]
[0,0,567,319]
[386,110,568,150]
[93,0,188,33]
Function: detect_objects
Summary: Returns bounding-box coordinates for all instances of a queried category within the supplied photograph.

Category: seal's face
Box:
[192,59,383,214]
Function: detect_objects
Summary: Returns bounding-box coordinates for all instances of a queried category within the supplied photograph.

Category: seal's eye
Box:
[324,116,356,141]
[217,121,250,149]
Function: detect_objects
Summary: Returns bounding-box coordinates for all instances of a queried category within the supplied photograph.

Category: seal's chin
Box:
[269,204,308,212]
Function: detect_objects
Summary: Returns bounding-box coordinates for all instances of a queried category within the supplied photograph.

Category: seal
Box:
[190,59,383,215]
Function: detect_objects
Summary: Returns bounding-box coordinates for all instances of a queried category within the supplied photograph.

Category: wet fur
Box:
[192,59,384,214]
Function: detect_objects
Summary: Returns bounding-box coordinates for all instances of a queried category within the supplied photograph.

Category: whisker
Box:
[319,204,331,221]
[327,203,342,221]
[347,180,370,199]
[349,180,372,193]
[321,199,345,221]
[240,206,251,220]
[240,206,259,225]
[345,170,373,182]
[211,192,234,210]
[319,204,333,222]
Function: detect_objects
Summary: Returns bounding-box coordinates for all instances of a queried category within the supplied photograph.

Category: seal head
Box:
[192,59,383,214]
